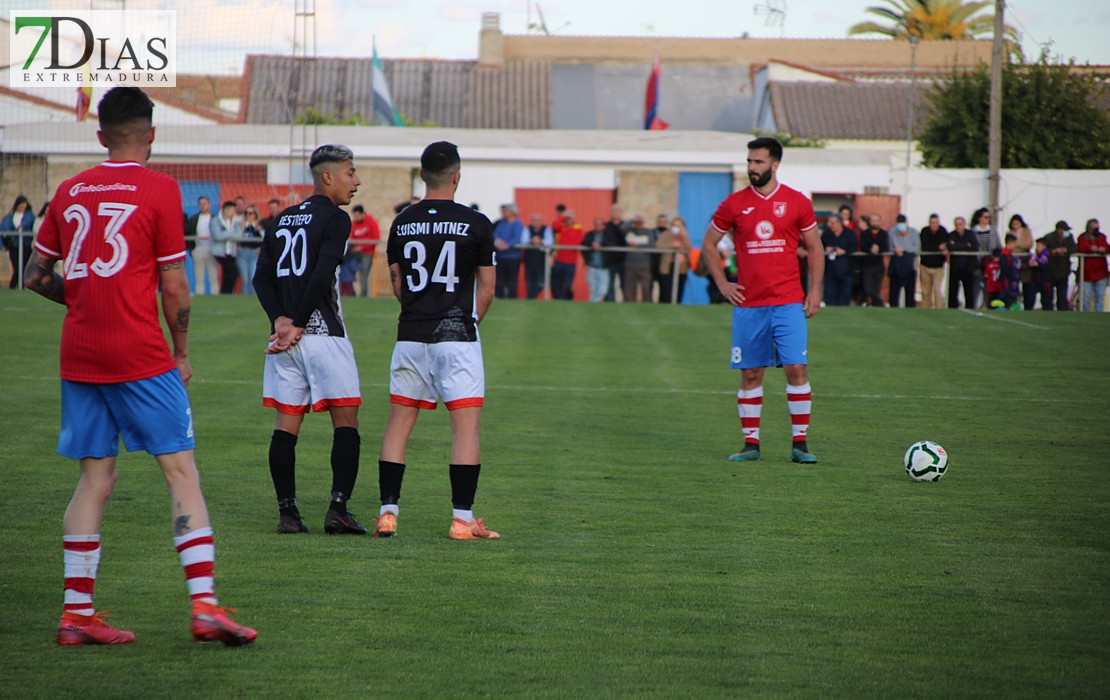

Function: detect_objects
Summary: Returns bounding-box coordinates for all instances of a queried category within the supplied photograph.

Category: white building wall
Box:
[452,164,617,218]
[902,168,1110,240]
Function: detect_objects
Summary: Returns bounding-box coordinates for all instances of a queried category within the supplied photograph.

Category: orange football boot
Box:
[373,512,397,538]
[449,516,500,540]
[191,601,257,646]
[57,611,135,646]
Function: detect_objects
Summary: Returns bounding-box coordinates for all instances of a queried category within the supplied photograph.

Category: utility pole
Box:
[988,0,1005,230]
[905,35,920,198]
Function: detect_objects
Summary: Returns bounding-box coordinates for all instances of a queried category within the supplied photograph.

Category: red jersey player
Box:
[701,137,825,464]
[25,87,255,647]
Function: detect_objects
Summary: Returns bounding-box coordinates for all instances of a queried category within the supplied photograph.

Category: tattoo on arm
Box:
[174,514,192,536]
[160,260,185,271]
[176,306,191,332]
[24,253,65,304]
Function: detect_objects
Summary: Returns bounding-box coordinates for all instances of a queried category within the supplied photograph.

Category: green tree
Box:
[848,0,1017,41]
[294,107,369,125]
[919,55,1110,169]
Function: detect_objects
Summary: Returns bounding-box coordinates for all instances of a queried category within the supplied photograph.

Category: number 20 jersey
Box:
[256,194,350,337]
[387,199,495,343]
[34,161,186,384]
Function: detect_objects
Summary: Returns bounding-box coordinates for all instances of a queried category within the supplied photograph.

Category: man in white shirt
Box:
[187,196,218,295]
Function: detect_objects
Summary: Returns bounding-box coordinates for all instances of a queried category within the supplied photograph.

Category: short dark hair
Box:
[929,213,940,220]
[352,205,365,213]
[420,141,461,189]
[839,204,853,216]
[309,144,355,179]
[234,195,246,202]
[222,200,235,210]
[97,87,154,145]
[197,196,209,203]
[747,136,783,162]
[1004,233,1016,244]
[268,198,281,206]
[555,203,566,213]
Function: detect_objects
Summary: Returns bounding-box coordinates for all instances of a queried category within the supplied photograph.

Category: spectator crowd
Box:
[808,205,1108,312]
[2,192,1107,311]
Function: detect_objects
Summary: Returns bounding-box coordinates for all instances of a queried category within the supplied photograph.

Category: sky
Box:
[323,0,1107,65]
[4,0,1109,73]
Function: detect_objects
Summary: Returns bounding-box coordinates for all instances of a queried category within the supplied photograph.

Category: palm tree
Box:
[848,0,1018,41]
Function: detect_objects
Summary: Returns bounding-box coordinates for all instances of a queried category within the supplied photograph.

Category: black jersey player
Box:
[253,144,366,535]
[375,141,500,540]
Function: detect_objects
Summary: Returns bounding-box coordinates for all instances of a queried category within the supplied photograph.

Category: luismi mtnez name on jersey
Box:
[394,221,472,237]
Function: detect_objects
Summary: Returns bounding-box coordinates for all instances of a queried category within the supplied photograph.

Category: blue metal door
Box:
[678,172,733,304]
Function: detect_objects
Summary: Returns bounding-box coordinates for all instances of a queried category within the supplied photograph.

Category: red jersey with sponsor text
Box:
[710,183,817,307]
[34,161,187,383]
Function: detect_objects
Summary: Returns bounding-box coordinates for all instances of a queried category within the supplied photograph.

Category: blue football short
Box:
[730,303,808,369]
[58,369,195,460]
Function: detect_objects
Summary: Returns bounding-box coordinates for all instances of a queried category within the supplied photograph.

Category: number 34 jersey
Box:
[387,199,495,343]
[256,194,351,337]
[34,161,187,384]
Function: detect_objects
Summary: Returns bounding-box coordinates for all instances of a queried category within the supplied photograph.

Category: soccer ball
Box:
[904,441,949,482]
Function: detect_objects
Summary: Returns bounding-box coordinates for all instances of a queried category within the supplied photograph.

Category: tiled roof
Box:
[769,81,933,140]
[243,55,550,129]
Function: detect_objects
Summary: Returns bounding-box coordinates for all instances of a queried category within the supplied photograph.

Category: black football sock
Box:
[269,430,298,515]
[449,464,481,511]
[329,427,360,514]
[794,440,810,453]
[379,460,406,506]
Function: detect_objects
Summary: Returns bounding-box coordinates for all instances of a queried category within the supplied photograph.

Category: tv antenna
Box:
[753,0,787,28]
[527,2,570,35]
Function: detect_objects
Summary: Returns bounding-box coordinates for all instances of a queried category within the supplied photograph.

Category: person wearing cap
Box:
[1043,221,1077,311]
[887,213,920,307]
[1077,219,1109,312]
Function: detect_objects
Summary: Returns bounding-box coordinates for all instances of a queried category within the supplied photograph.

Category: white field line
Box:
[14,377,1096,405]
[959,308,1050,329]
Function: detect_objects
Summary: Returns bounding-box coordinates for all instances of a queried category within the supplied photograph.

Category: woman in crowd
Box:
[1,195,35,289]
[238,204,263,295]
[656,216,691,303]
[1004,214,1034,309]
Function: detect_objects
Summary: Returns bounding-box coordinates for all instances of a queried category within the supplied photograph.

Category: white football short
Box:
[263,335,361,415]
[389,341,484,411]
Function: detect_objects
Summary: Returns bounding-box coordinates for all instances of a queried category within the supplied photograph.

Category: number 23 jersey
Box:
[387,199,495,343]
[34,161,186,383]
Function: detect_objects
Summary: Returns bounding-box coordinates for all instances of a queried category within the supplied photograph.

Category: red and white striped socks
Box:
[63,534,100,616]
[173,527,218,605]
[737,386,763,445]
[786,383,812,443]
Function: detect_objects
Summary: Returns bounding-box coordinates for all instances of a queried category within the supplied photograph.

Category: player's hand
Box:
[175,354,193,385]
[267,317,303,354]
[804,288,822,318]
[718,281,746,306]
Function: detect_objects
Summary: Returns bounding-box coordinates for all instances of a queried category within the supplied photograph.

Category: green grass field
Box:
[1,292,1108,699]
